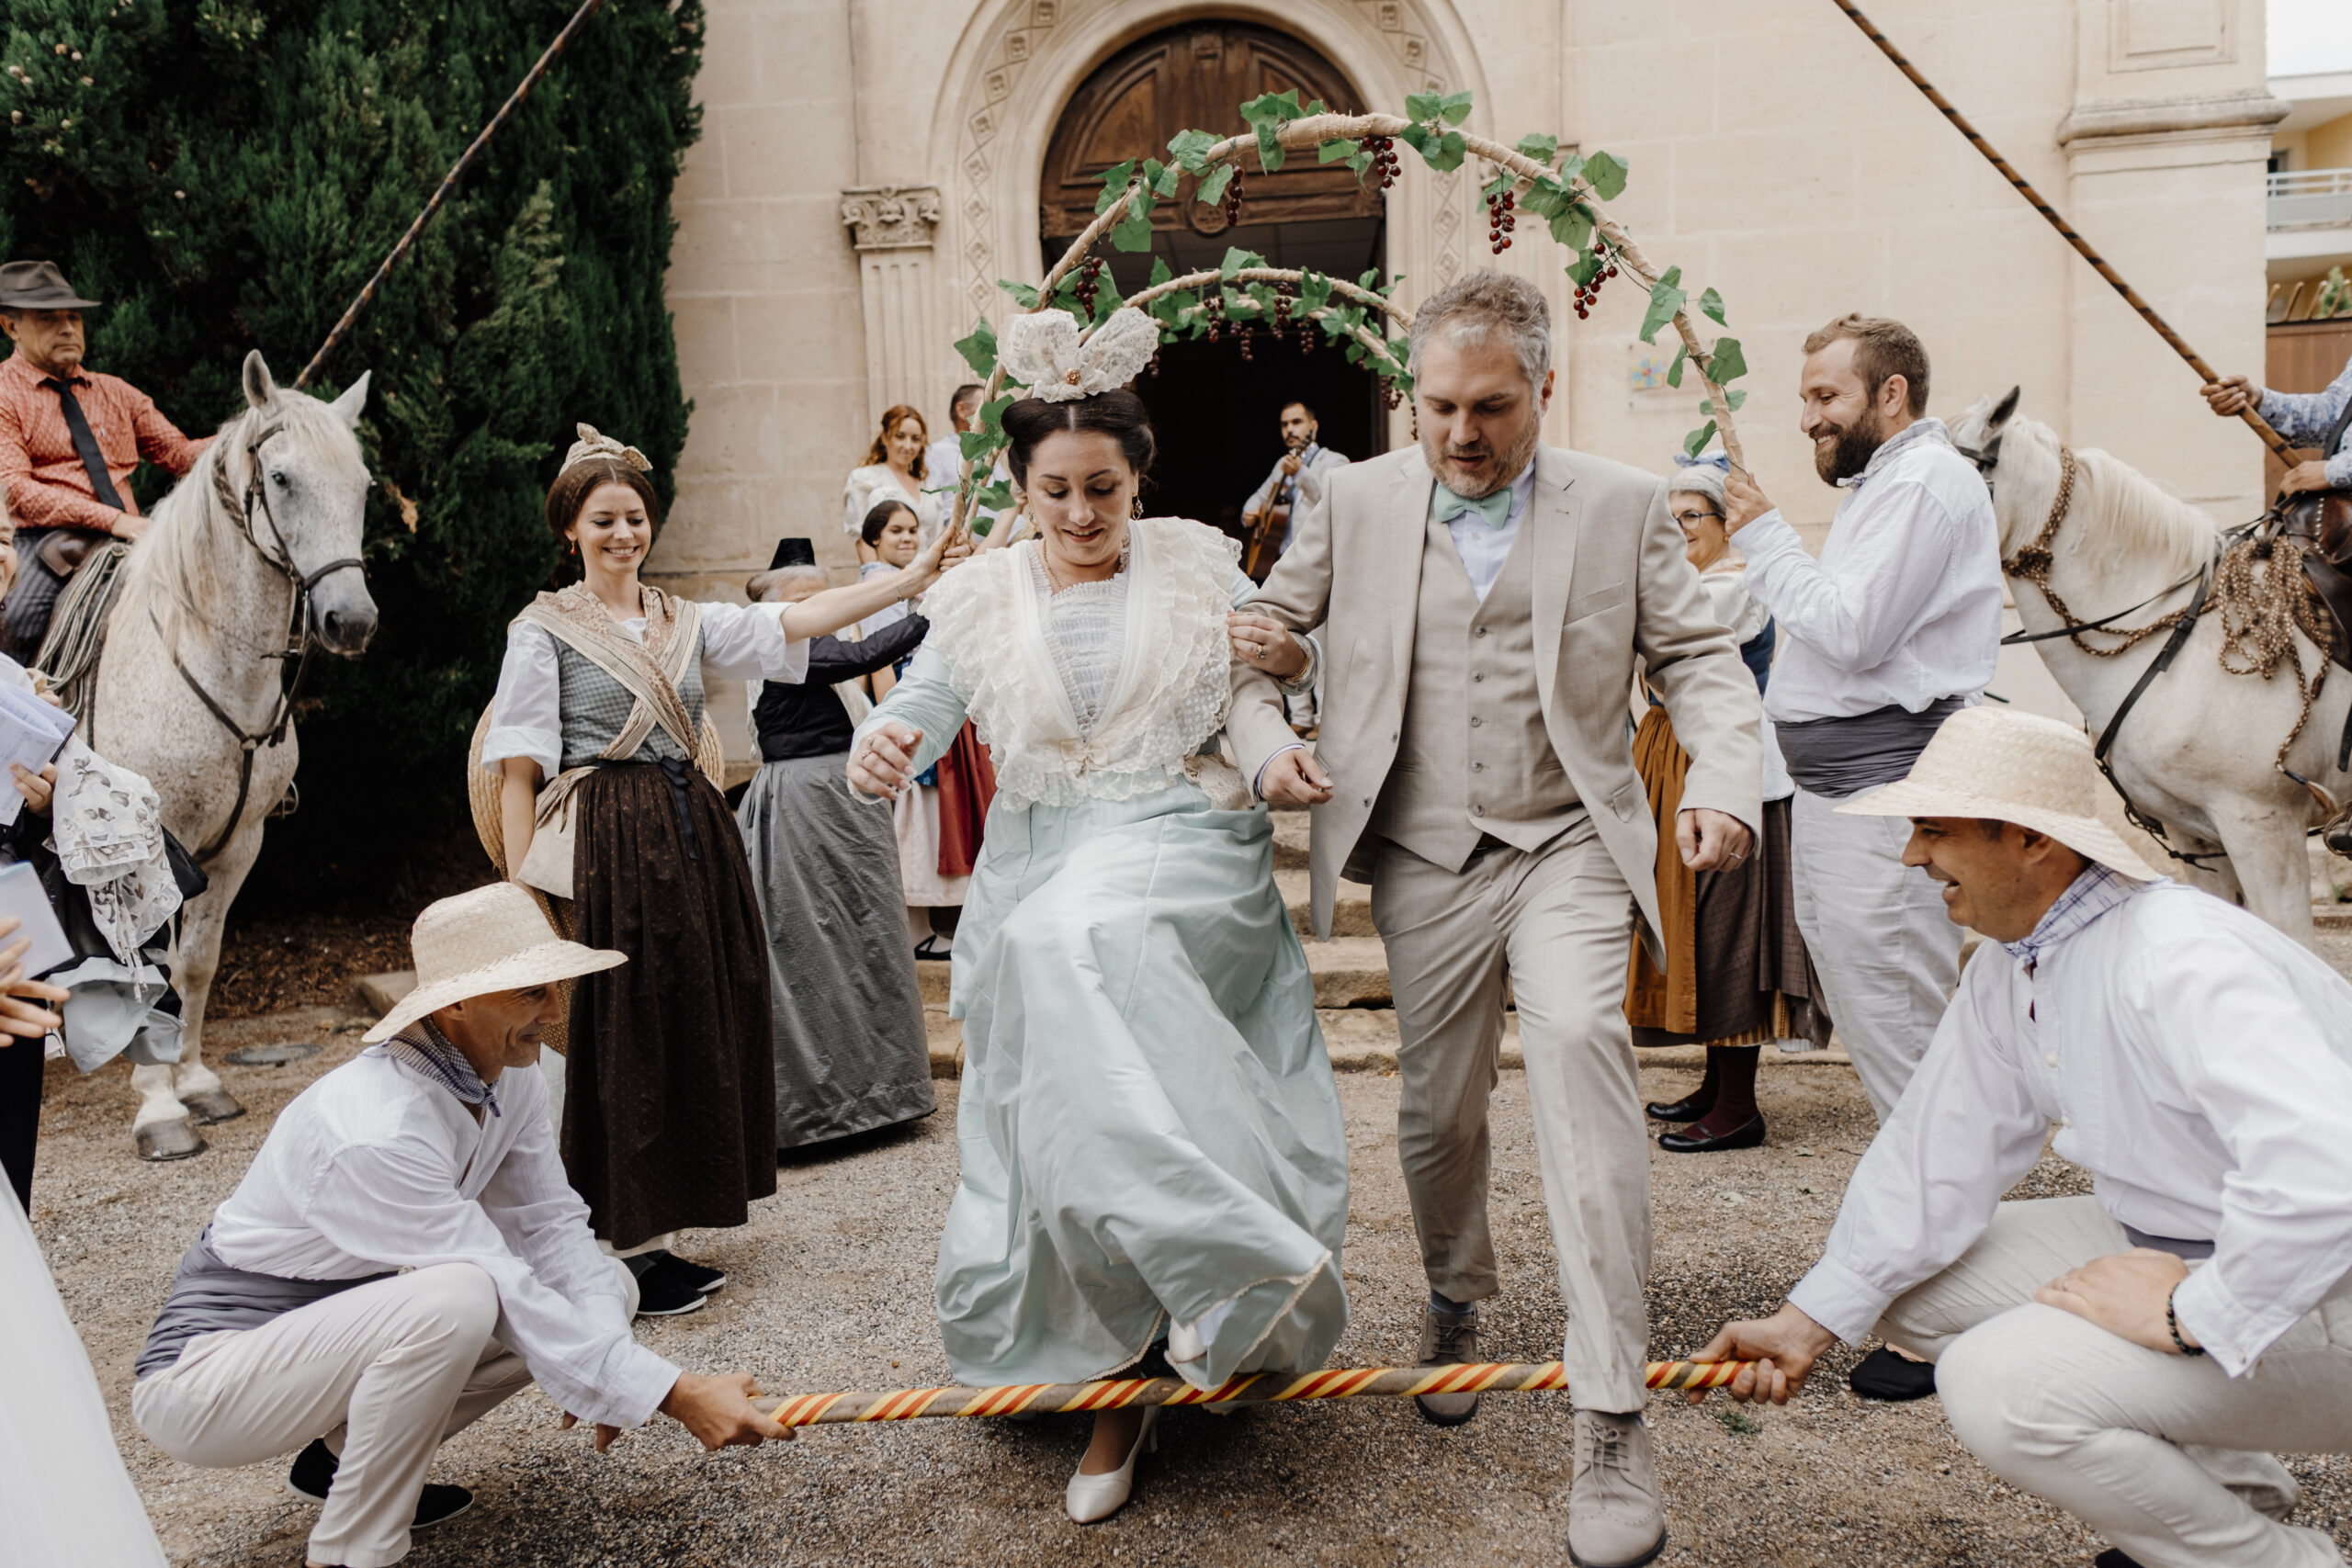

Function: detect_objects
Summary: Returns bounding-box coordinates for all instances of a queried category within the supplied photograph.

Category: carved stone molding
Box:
[2056,91,2288,146]
[841,185,944,252]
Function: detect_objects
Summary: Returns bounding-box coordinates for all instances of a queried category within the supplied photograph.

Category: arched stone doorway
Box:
[1039,20,1391,535]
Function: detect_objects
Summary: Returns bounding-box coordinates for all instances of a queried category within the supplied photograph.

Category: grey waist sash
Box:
[2122,1224,2215,1261]
[134,1225,397,1381]
[1773,696,1967,799]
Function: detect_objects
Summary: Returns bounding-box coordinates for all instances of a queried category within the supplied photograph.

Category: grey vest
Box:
[555,630,706,772]
[1370,513,1580,871]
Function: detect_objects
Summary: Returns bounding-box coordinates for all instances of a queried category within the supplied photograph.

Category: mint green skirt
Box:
[934,782,1350,1388]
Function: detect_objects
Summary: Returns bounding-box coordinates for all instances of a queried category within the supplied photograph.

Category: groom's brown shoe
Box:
[1567,1410,1668,1567]
[1412,1308,1481,1426]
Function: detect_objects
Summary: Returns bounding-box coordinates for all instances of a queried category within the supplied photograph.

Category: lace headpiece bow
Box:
[998,308,1160,403]
[562,423,652,474]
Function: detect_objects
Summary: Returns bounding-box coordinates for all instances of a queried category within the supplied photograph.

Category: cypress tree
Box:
[0,0,703,897]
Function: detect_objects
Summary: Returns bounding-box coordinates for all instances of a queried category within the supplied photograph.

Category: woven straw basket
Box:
[461,705,728,1054]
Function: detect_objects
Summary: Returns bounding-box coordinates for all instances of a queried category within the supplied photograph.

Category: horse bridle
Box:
[166,412,368,863]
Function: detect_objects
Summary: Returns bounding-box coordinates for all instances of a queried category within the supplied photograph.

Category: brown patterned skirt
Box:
[563,760,776,1247]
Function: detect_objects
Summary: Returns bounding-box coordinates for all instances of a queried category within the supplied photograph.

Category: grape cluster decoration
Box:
[943,88,1751,536]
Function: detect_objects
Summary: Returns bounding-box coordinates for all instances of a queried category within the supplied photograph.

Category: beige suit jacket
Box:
[1229,443,1765,946]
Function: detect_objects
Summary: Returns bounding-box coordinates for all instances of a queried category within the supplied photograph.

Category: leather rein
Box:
[163,414,366,863]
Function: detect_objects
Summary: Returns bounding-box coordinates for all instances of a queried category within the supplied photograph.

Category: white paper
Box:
[0,861,74,978]
[0,683,73,829]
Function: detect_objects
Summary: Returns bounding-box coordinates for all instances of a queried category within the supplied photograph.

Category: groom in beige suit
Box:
[1228,272,1761,1568]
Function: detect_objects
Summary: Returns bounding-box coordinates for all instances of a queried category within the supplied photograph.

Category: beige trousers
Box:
[134,1260,634,1567]
[1370,817,1653,1411]
[1883,1196,2352,1568]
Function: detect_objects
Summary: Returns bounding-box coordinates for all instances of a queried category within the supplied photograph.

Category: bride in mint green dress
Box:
[846,314,1347,1523]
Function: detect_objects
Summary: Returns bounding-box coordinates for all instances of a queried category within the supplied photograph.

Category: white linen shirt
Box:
[1240,443,1351,558]
[1737,418,2002,725]
[1442,461,1537,604]
[481,601,809,783]
[205,1050,680,1428]
[1787,879,2352,1377]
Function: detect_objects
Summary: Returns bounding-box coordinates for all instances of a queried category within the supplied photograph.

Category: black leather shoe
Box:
[2094,1551,2147,1568]
[630,1255,711,1317]
[286,1438,475,1529]
[644,1249,727,1294]
[1848,1345,1937,1401]
[1644,1092,1713,1123]
[1657,1114,1765,1154]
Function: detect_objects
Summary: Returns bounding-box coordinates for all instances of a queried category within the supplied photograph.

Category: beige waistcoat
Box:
[1370,513,1580,870]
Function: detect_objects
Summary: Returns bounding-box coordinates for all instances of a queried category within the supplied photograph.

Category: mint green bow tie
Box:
[1433,486,1514,529]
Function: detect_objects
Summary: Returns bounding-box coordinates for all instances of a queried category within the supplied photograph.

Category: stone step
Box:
[1276,870,1374,938]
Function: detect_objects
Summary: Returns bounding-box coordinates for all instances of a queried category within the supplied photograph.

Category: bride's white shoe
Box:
[1064,1405,1159,1524]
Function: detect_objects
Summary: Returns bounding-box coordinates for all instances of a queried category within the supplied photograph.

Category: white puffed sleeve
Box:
[697,601,812,684]
[480,622,564,782]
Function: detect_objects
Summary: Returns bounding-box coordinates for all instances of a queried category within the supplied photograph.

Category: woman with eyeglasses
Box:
[1625,453,1830,1153]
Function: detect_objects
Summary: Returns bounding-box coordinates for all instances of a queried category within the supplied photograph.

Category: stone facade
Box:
[657,0,2283,753]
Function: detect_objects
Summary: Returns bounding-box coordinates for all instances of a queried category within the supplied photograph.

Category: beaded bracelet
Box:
[2166,1286,2206,1357]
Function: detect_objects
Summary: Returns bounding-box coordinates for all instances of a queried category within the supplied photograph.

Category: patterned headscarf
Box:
[562,423,652,475]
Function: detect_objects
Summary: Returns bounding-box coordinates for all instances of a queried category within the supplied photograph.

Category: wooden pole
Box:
[292,0,610,390]
[1825,0,2294,462]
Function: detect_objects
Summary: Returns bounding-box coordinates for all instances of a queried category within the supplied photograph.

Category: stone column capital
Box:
[841,186,944,252]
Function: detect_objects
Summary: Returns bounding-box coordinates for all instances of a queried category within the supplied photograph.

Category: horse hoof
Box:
[182,1089,247,1125]
[136,1120,208,1162]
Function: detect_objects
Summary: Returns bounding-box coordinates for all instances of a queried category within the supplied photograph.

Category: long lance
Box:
[752,1359,1747,1428]
[293,0,610,390]
[1826,0,2295,463]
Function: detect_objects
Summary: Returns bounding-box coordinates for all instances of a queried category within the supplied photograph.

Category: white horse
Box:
[83,351,376,1160]
[1951,388,2349,944]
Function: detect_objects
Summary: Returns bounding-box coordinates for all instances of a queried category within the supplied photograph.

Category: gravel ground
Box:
[33,999,2352,1568]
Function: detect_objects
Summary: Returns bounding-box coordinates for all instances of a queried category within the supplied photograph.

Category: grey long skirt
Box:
[738,752,936,1147]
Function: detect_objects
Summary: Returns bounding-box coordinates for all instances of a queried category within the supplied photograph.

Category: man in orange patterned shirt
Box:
[0,260,210,654]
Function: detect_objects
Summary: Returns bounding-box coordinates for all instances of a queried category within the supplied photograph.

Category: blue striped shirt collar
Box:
[375,1017,502,1118]
[1999,861,2144,972]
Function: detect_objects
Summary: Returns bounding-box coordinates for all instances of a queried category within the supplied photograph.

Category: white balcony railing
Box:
[2270,168,2352,231]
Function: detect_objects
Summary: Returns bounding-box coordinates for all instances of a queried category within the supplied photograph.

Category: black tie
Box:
[42,376,124,512]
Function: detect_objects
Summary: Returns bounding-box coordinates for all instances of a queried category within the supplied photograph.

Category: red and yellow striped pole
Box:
[754,1359,1747,1428]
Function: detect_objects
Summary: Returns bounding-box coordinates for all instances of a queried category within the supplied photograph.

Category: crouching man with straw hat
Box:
[130,884,789,1568]
[1691,707,2352,1568]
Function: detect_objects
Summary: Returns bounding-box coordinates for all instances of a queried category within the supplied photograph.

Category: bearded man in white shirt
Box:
[131,884,790,1568]
[1723,315,2003,1129]
[1693,707,2352,1568]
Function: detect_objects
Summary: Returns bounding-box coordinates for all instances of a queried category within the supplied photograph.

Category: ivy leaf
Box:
[1166,129,1219,171]
[1481,171,1514,201]
[1196,163,1235,207]
[1706,335,1748,385]
[959,427,1005,460]
[1396,122,1433,156]
[1092,159,1137,215]
[1405,90,1442,124]
[1516,131,1560,164]
[1296,269,1332,312]
[1147,158,1181,198]
[1555,152,1586,185]
[1437,90,1475,126]
[1519,177,1568,219]
[1583,150,1629,201]
[978,392,1017,434]
[1683,420,1719,459]
[1697,389,1749,417]
[1566,252,1601,289]
[1550,204,1594,253]
[1318,138,1357,164]
[1419,130,1467,173]
[1667,344,1688,389]
[1220,245,1268,278]
[1698,287,1727,327]
[1148,256,1173,288]
[1239,88,1303,174]
[954,318,999,379]
[1347,148,1374,178]
[1113,180,1157,251]
[995,279,1040,309]
[1638,264,1685,345]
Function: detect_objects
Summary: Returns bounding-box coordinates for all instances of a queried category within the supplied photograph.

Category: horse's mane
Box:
[117,393,364,646]
[2065,446,2217,585]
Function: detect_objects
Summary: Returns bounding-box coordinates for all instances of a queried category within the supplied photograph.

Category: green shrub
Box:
[0,0,702,903]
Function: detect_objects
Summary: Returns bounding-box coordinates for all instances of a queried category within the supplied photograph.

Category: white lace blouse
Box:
[1030,550,1130,735]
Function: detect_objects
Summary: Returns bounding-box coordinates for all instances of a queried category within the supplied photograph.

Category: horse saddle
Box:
[33,526,107,579]
[2288,491,2352,673]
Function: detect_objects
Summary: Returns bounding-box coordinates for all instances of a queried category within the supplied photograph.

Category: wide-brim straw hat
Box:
[1835,705,2160,881]
[364,881,627,1043]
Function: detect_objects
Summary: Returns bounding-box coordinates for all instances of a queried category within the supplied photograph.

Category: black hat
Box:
[0,260,100,310]
[769,537,817,570]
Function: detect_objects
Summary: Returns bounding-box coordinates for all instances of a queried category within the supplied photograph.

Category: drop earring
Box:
[1130,495,1145,520]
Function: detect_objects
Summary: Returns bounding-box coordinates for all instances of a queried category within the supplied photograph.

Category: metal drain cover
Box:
[224,1042,323,1067]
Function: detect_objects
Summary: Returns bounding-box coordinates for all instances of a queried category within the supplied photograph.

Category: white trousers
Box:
[1881,1197,2352,1568]
[134,1260,635,1567]
[1788,789,1960,1120]
[1371,818,1653,1411]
